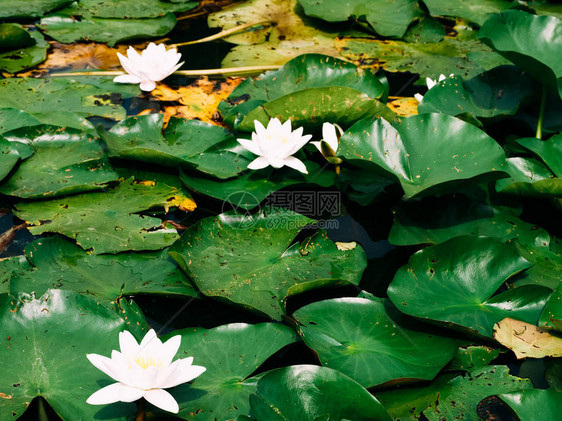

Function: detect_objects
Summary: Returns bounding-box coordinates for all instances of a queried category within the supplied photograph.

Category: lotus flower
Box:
[310,122,343,165]
[114,43,183,92]
[414,73,454,103]
[237,118,312,174]
[86,329,205,413]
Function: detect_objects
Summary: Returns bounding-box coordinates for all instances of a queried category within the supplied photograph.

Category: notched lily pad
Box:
[0,25,49,73]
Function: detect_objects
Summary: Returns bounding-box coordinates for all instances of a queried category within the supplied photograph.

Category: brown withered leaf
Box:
[146,76,242,126]
[387,97,419,117]
[494,318,562,359]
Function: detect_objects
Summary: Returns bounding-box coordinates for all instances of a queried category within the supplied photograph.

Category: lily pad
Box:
[0,23,35,50]
[161,323,298,420]
[335,36,510,80]
[77,0,197,18]
[208,0,342,68]
[516,135,562,177]
[168,208,366,319]
[99,114,252,179]
[0,136,21,182]
[39,4,177,46]
[388,194,548,247]
[495,157,562,197]
[250,365,392,421]
[13,177,196,254]
[0,0,73,19]
[337,114,508,198]
[376,365,532,421]
[0,125,117,198]
[418,66,537,119]
[9,236,198,301]
[0,25,48,74]
[298,0,420,38]
[494,318,562,359]
[387,236,549,337]
[539,285,562,330]
[293,297,458,387]
[500,388,562,421]
[180,162,336,210]
[0,77,139,132]
[512,237,562,290]
[447,345,500,372]
[219,54,385,130]
[479,10,562,97]
[423,0,512,26]
[0,289,137,420]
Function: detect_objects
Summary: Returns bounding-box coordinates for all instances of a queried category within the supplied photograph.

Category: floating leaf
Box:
[250,365,392,421]
[540,285,562,330]
[77,0,197,18]
[0,289,137,420]
[0,125,117,198]
[219,54,385,130]
[169,208,366,319]
[38,4,177,46]
[0,0,73,19]
[512,237,562,290]
[447,345,500,372]
[376,365,532,421]
[423,0,512,25]
[208,0,342,68]
[293,297,457,387]
[495,157,562,197]
[9,236,197,301]
[479,10,562,97]
[0,136,21,183]
[337,114,507,198]
[493,318,562,359]
[100,114,252,179]
[419,66,537,119]
[162,323,298,420]
[517,135,562,177]
[387,236,548,337]
[335,36,509,80]
[501,388,562,421]
[14,177,195,254]
[298,0,420,38]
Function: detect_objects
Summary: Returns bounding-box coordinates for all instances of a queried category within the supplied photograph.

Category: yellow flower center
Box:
[133,355,162,369]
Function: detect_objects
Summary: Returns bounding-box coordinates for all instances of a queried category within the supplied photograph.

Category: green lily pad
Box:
[500,388,562,421]
[0,125,117,198]
[512,236,562,290]
[13,177,196,254]
[0,135,21,182]
[423,0,512,26]
[0,25,48,74]
[0,23,35,50]
[403,16,446,43]
[219,54,385,130]
[168,208,366,319]
[9,236,197,301]
[419,66,537,119]
[336,36,510,80]
[447,345,500,372]
[0,0,73,19]
[376,365,532,421]
[387,236,549,337]
[0,77,139,132]
[38,4,177,46]
[250,365,392,421]
[99,114,252,179]
[77,0,197,18]
[293,297,458,387]
[337,114,507,198]
[389,194,548,247]
[0,256,30,294]
[0,289,137,420]
[180,162,336,210]
[517,135,562,177]
[539,285,562,330]
[161,323,298,420]
[479,10,562,97]
[298,0,420,38]
[208,0,344,68]
[495,157,562,197]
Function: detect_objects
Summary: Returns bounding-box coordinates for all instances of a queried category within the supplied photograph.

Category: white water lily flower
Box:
[114,43,183,92]
[414,73,455,103]
[238,118,312,174]
[86,329,205,414]
[310,122,343,165]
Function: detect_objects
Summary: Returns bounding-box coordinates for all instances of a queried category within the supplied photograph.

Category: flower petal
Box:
[237,138,261,156]
[247,156,270,170]
[87,382,144,405]
[113,74,141,84]
[159,335,181,366]
[139,80,157,92]
[310,141,323,153]
[283,156,308,174]
[144,389,179,413]
[87,353,126,383]
[119,330,140,354]
[159,358,206,388]
[322,122,339,152]
[414,93,424,103]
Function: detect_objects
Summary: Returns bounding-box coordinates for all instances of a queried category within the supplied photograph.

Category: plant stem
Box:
[135,399,146,421]
[38,398,49,421]
[170,21,272,47]
[536,85,547,140]
[48,65,281,78]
